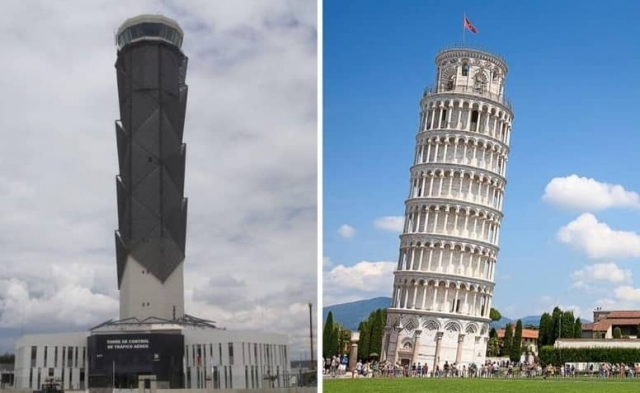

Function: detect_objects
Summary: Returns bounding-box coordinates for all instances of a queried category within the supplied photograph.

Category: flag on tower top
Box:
[464,16,478,34]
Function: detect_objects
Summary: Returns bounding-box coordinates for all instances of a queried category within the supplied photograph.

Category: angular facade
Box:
[114,15,189,321]
[382,45,514,370]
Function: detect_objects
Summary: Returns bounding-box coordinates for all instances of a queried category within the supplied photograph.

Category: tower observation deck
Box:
[114,14,189,322]
[381,45,514,370]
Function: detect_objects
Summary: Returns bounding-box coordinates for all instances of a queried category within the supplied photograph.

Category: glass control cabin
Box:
[116,15,184,50]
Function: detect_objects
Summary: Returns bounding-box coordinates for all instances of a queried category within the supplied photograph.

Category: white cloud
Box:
[323,261,395,305]
[0,0,316,358]
[572,262,632,289]
[557,213,640,259]
[594,297,636,310]
[373,216,405,232]
[535,296,583,318]
[613,286,640,303]
[337,224,356,239]
[543,175,640,211]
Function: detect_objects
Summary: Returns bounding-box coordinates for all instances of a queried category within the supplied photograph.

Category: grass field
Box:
[323,377,640,392]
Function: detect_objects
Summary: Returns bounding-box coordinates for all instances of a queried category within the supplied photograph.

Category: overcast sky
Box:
[0,0,317,360]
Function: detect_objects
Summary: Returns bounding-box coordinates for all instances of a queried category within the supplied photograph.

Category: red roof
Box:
[582,321,610,332]
[497,328,538,340]
[605,311,640,319]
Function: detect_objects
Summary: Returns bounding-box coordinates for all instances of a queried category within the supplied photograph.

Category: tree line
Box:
[487,319,525,361]
[322,311,353,358]
[538,306,582,346]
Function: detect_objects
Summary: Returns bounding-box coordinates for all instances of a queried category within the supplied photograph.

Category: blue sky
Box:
[322,0,640,322]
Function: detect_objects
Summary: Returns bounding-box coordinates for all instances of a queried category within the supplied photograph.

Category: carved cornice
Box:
[399,232,500,253]
[410,162,506,184]
[404,197,504,219]
[421,91,513,115]
[387,307,492,324]
[416,129,510,155]
[392,270,496,289]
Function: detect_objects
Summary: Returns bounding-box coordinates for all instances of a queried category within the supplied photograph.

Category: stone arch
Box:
[403,316,419,333]
[423,318,440,331]
[466,323,479,334]
[444,321,462,332]
[401,339,414,350]
[441,66,457,84]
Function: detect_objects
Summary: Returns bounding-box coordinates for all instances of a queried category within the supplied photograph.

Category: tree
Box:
[487,336,500,357]
[0,353,13,364]
[561,311,575,339]
[613,327,622,339]
[489,327,497,339]
[357,321,370,360]
[551,307,563,344]
[368,309,386,357]
[490,308,502,322]
[502,324,513,357]
[574,318,582,338]
[357,308,387,360]
[510,320,523,362]
[323,312,335,358]
[539,313,552,347]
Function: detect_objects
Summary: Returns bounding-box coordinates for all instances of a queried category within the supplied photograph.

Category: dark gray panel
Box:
[115,121,130,182]
[160,48,180,96]
[116,177,130,242]
[165,199,187,255]
[130,90,159,132]
[132,45,159,89]
[130,142,158,185]
[115,232,128,286]
[159,111,181,154]
[164,144,185,193]
[115,41,188,287]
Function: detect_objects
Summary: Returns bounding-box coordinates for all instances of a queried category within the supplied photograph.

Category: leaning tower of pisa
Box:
[381,45,514,371]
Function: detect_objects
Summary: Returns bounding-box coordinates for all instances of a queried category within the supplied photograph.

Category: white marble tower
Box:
[382,45,514,371]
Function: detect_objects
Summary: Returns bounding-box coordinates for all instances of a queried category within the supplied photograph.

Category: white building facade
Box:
[14,327,290,391]
[382,45,514,371]
[14,333,88,391]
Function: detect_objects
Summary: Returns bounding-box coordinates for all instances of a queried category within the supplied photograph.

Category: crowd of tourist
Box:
[322,356,640,380]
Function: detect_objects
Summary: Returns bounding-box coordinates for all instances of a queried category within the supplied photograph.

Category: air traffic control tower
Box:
[114,14,189,322]
[13,15,291,391]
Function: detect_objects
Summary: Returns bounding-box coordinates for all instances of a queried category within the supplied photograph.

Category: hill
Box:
[323,298,590,330]
[323,297,391,330]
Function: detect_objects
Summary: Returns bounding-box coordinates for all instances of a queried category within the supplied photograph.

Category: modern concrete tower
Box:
[114,15,189,321]
[382,45,514,370]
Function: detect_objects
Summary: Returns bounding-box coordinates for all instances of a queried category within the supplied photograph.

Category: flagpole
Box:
[462,13,466,45]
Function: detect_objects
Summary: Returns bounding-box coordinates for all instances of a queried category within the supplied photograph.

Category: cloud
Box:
[535,296,583,318]
[594,297,636,310]
[323,261,395,305]
[0,0,316,358]
[543,175,640,211]
[373,216,405,232]
[337,224,356,239]
[613,286,640,303]
[572,262,632,289]
[557,213,640,259]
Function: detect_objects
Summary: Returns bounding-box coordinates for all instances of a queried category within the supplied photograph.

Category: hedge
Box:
[539,346,640,366]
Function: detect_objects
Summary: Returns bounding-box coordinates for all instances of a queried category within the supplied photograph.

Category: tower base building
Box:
[382,45,514,370]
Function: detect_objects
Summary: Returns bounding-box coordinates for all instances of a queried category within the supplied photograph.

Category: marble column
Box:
[411,330,422,365]
[455,334,466,363]
[433,332,444,374]
[394,328,402,365]
[349,331,360,371]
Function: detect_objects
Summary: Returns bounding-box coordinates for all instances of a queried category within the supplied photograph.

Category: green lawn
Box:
[323,377,640,392]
